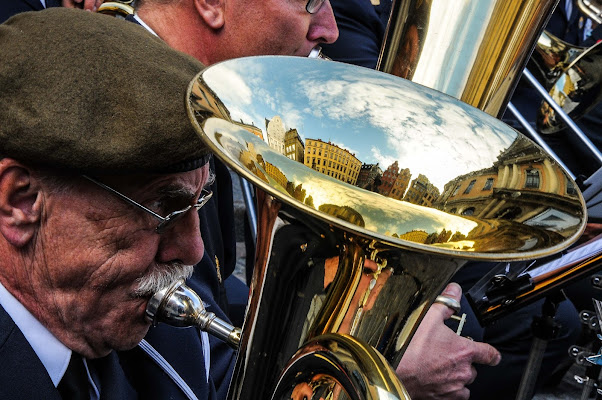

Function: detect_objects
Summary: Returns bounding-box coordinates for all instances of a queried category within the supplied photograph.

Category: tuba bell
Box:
[180,56,586,400]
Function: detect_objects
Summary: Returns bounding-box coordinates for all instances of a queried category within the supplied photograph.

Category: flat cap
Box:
[0,8,209,175]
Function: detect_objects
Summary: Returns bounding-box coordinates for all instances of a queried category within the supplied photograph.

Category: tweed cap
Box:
[0,8,209,175]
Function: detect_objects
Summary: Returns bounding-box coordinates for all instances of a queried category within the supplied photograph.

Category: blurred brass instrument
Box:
[503,29,602,171]
[378,0,559,118]
[535,36,602,134]
[97,1,134,17]
[578,0,602,23]
[530,30,586,90]
[182,56,586,400]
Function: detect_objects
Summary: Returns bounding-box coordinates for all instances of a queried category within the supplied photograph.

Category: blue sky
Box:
[202,56,517,191]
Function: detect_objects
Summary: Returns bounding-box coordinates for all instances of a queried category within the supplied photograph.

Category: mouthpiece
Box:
[308,46,331,60]
[145,279,241,348]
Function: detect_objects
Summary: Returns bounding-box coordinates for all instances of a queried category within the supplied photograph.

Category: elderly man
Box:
[0,8,220,399]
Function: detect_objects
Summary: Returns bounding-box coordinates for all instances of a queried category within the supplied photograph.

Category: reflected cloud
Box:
[190,56,585,257]
[206,59,515,190]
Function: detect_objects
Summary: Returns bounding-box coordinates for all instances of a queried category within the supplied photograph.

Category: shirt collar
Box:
[133,14,159,37]
[0,281,71,387]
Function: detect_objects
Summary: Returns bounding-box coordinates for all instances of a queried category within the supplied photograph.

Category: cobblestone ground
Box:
[230,171,585,399]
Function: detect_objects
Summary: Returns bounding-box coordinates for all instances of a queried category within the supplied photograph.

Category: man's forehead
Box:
[105,167,208,196]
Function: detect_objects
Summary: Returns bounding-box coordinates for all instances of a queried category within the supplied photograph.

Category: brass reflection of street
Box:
[188,56,586,255]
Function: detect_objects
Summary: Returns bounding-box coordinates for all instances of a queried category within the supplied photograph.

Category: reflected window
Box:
[449,208,457,214]
[482,178,494,190]
[525,169,540,188]
[452,185,460,196]
[567,179,577,195]
[495,206,522,220]
[463,180,476,194]
[461,207,475,216]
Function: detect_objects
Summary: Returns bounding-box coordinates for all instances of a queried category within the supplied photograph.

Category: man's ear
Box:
[0,160,42,247]
[194,0,225,29]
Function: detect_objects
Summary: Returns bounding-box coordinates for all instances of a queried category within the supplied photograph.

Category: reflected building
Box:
[265,116,286,155]
[397,230,429,244]
[391,168,412,201]
[378,161,398,196]
[284,128,305,163]
[404,174,440,207]
[304,138,362,185]
[239,142,269,184]
[318,204,365,227]
[234,120,264,141]
[264,161,288,189]
[188,83,231,122]
[376,161,411,200]
[357,163,382,192]
[435,136,582,237]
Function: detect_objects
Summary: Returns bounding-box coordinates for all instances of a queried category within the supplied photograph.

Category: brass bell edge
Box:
[185,62,587,262]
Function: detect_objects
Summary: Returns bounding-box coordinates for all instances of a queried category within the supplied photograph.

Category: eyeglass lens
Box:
[155,190,213,233]
[306,0,325,13]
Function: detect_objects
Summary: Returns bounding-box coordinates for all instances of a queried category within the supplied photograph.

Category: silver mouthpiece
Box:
[308,46,331,60]
[145,279,241,348]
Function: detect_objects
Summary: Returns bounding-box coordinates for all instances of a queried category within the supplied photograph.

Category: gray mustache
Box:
[134,263,194,297]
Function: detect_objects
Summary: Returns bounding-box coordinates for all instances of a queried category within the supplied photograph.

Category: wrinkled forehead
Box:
[101,165,210,197]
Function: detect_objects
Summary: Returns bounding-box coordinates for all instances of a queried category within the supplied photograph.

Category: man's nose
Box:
[309,0,339,45]
[156,210,205,266]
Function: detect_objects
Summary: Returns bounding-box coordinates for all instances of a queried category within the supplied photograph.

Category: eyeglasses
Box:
[83,175,213,234]
[306,0,326,14]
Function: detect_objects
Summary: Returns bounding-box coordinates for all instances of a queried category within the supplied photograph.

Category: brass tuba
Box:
[180,56,586,400]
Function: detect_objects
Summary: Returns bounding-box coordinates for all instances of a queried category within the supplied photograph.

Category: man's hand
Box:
[395,283,501,400]
[62,0,103,11]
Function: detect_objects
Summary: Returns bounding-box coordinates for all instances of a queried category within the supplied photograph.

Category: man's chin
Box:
[112,322,153,352]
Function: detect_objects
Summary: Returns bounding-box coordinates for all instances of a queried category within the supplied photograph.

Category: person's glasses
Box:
[306,0,326,14]
[83,175,213,234]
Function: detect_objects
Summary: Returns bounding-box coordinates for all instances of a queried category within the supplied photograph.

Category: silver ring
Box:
[435,295,461,314]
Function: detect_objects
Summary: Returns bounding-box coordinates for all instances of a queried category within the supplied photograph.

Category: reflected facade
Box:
[188,56,586,258]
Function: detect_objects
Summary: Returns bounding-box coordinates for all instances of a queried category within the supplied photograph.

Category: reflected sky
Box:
[204,118,479,238]
[190,56,586,258]
[203,56,516,190]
